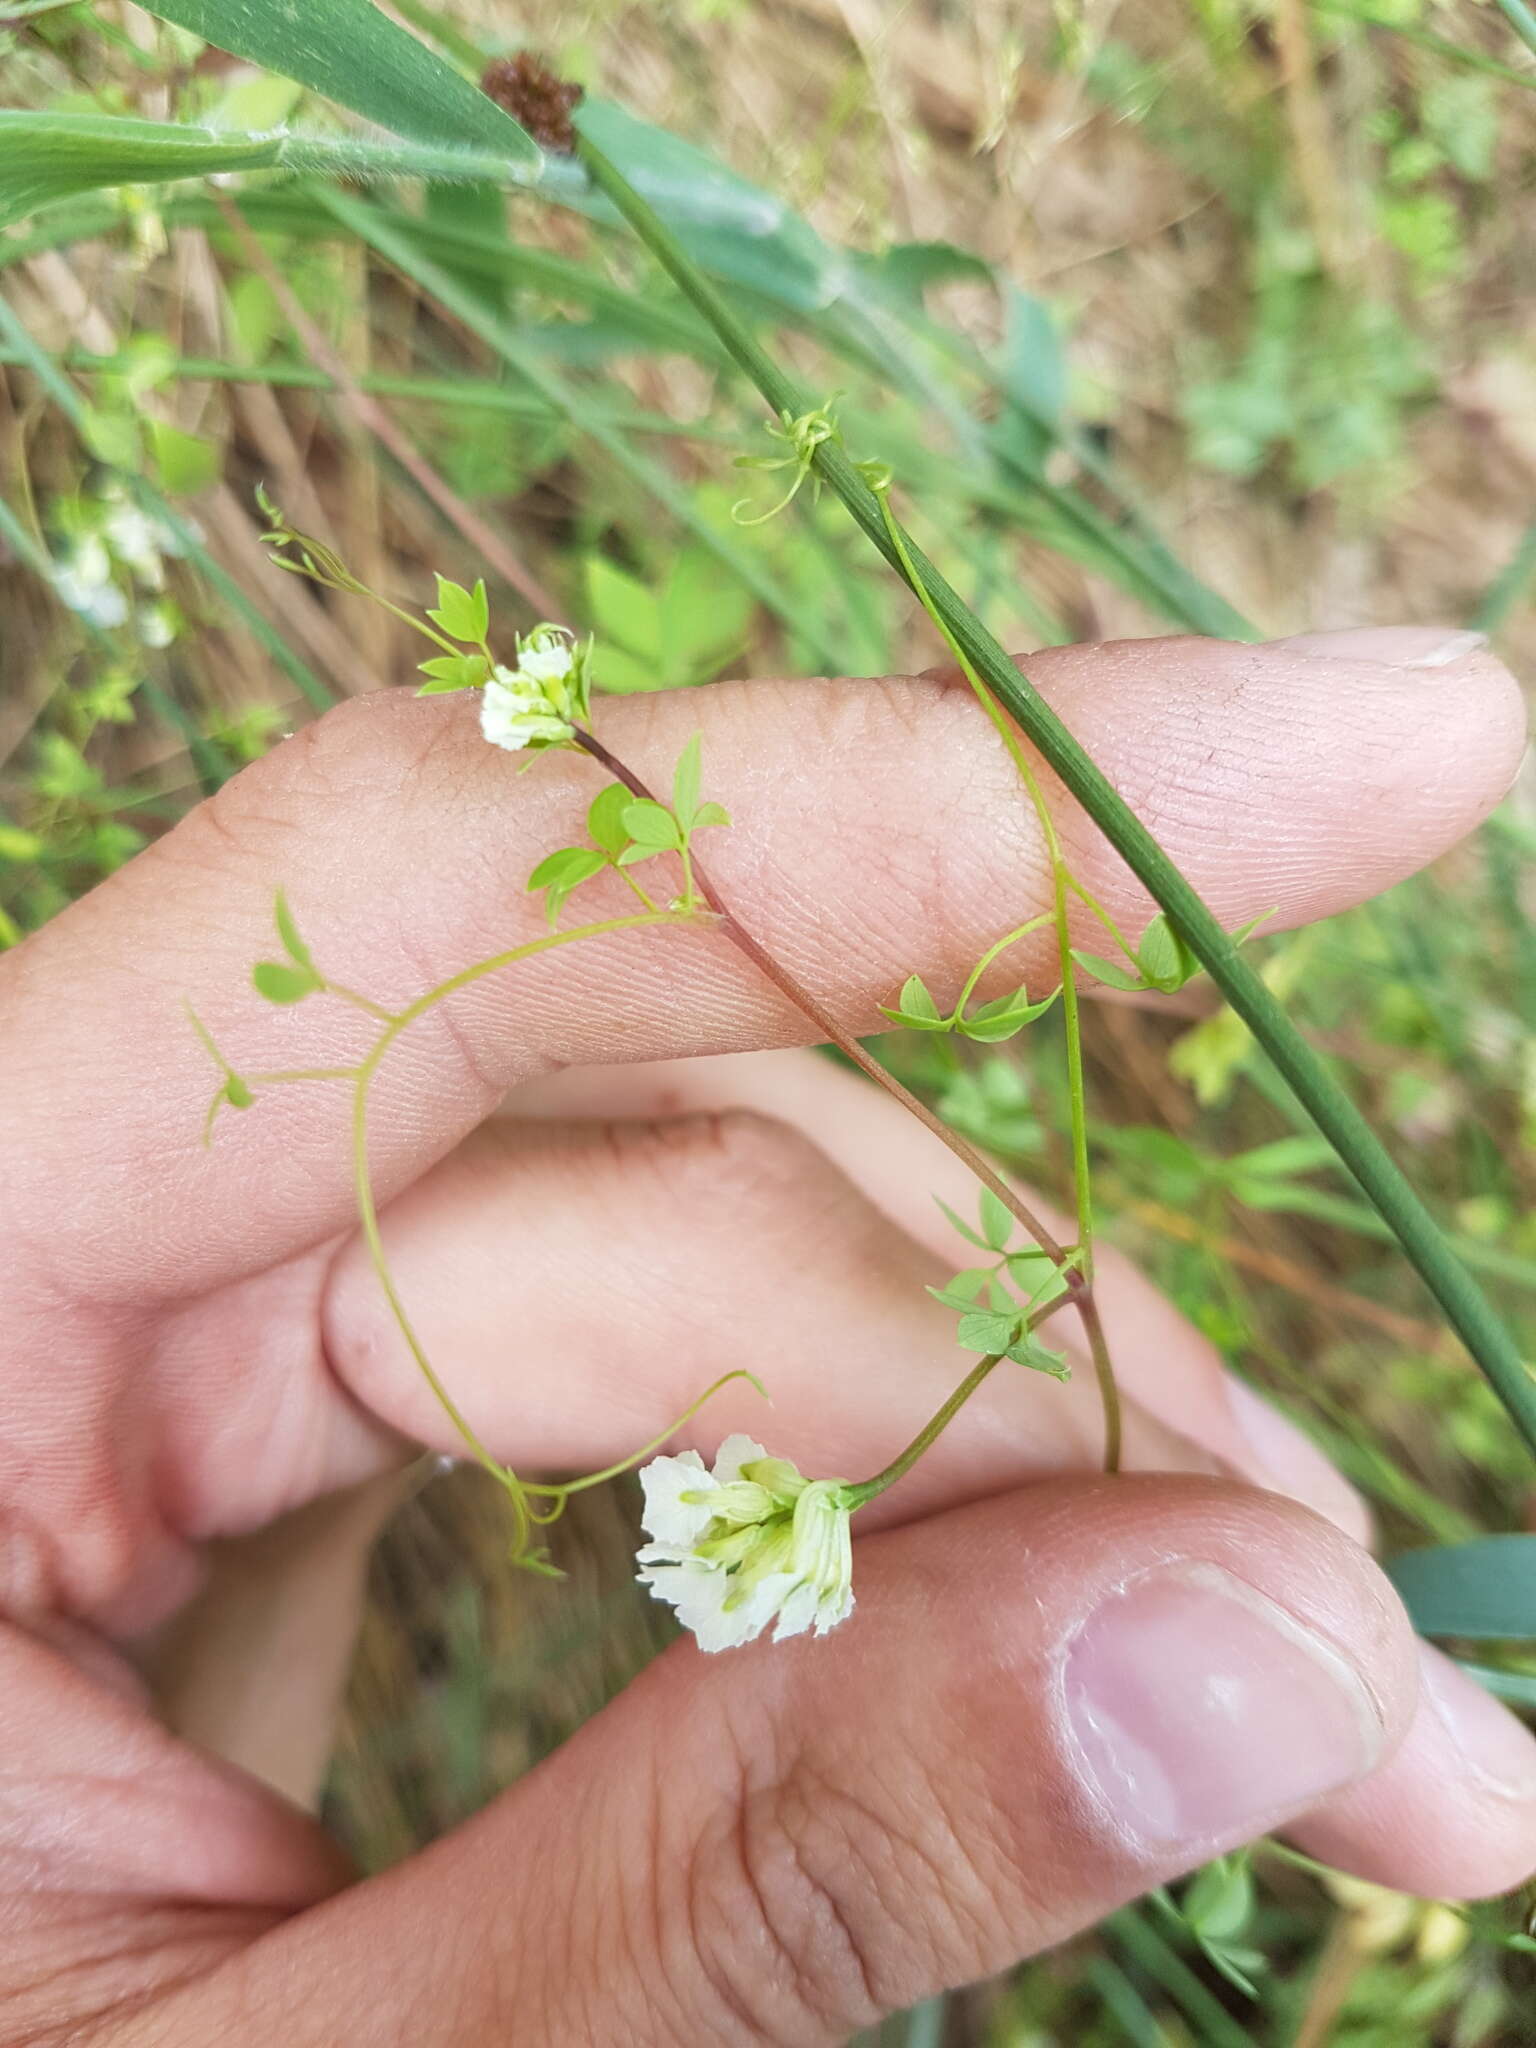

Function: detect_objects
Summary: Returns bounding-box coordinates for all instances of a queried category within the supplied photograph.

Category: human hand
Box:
[2,626,1532,2045]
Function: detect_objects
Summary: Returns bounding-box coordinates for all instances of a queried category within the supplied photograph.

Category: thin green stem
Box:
[873,491,1120,1469]
[844,1353,1006,1507]
[614,865,660,912]
[576,127,1536,1460]
[321,979,398,1023]
[346,909,698,1538]
[524,1369,768,1501]
[950,914,1052,1019]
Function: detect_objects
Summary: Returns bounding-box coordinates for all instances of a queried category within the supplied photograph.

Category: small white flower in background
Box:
[101,498,170,590]
[52,536,129,628]
[478,622,593,753]
[637,1434,856,1652]
[136,600,178,650]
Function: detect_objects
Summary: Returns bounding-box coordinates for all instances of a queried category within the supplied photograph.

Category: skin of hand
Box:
[0,625,1533,2047]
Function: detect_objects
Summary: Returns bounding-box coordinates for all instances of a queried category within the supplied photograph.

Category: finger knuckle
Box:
[677,1724,1012,2044]
[604,1109,841,1235]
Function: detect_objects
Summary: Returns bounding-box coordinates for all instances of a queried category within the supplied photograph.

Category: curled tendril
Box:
[255,484,374,597]
[731,399,842,526]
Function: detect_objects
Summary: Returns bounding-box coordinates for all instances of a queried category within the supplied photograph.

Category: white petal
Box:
[479,685,532,751]
[517,643,573,684]
[637,1450,714,1547]
[813,1582,855,1635]
[710,1434,771,1486]
[689,1569,797,1653]
[771,1579,821,1642]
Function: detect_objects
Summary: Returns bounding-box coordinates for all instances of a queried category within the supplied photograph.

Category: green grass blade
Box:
[1492,0,1536,61]
[0,343,731,441]
[1107,1909,1254,2048]
[1454,1660,1536,1708]
[1313,1,1536,89]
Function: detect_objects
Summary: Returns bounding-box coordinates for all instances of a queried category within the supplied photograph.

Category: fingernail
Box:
[1061,1562,1383,1848]
[1283,626,1489,669]
[1226,1379,1371,1540]
[1418,1642,1536,1801]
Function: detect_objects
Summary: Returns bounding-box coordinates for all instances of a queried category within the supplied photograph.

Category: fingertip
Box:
[1223,1379,1374,1548]
[1292,1642,1536,1899]
[1019,631,1527,935]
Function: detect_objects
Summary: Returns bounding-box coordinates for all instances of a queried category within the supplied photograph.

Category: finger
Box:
[140,1478,1423,2045]
[143,1472,410,1808]
[509,1045,1368,1536]
[1288,1642,1536,1898]
[321,1107,1223,1517]
[359,1064,1531,1901]
[3,630,1520,1310]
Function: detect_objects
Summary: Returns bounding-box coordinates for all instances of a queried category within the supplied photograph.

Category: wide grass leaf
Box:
[0,114,284,231]
[1386,1535,1536,1639]
[138,0,539,165]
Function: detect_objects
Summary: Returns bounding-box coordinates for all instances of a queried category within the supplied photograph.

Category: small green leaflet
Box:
[668,734,731,837]
[526,846,607,928]
[273,889,315,973]
[586,783,633,856]
[253,889,321,1003]
[619,800,684,854]
[426,575,489,646]
[959,985,1057,1042]
[132,0,540,165]
[978,1186,1015,1251]
[878,972,948,1032]
[417,653,491,695]
[672,732,703,826]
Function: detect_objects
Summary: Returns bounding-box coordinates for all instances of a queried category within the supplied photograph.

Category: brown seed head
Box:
[481,53,584,155]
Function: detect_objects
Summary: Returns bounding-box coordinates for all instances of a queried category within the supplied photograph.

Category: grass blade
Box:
[138,0,539,164]
[1386,1536,1536,1639]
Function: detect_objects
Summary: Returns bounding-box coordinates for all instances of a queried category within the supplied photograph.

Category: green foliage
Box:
[1183,268,1431,491]
[417,653,491,695]
[526,738,730,924]
[526,845,608,928]
[10,8,1536,2033]
[584,548,753,695]
[1153,1855,1266,2001]
[930,1193,1070,1376]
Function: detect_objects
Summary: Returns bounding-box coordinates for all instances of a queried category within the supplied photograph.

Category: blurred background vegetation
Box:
[4,1,1536,2040]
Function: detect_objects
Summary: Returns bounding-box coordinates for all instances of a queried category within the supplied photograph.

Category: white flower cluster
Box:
[479,623,592,753]
[50,487,183,647]
[637,1435,856,1652]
